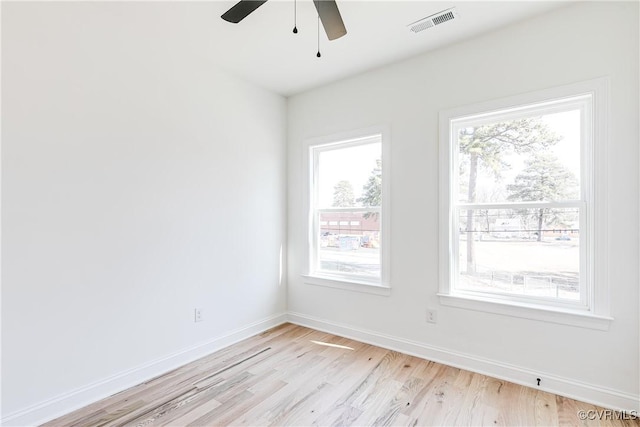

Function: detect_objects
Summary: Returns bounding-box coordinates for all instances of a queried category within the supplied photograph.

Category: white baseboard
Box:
[1,313,288,427]
[4,311,637,426]
[287,311,640,413]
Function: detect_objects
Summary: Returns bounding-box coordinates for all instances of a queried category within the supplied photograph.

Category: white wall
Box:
[288,1,639,410]
[2,2,287,421]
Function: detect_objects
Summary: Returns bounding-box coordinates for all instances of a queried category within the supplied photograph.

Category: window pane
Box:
[457,110,581,204]
[317,142,382,209]
[318,211,380,278]
[457,208,580,300]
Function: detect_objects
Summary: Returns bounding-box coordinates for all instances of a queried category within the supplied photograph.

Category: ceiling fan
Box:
[221,0,347,41]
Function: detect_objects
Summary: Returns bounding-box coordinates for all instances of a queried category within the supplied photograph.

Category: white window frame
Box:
[439,78,612,330]
[302,126,391,296]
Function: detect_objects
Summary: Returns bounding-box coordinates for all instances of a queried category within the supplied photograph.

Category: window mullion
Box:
[456,201,582,210]
[318,207,381,213]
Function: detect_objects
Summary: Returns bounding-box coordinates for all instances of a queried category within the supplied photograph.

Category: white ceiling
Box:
[205,1,569,96]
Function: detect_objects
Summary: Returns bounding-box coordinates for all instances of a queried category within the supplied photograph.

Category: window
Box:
[304,128,390,293]
[439,80,611,329]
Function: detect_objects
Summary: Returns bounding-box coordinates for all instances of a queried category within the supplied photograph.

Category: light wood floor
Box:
[44,323,638,426]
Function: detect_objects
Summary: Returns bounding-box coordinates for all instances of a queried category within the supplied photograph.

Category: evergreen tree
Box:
[357,159,382,219]
[507,152,578,241]
[332,180,355,207]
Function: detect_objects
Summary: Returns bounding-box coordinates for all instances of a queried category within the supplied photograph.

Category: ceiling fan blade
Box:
[313,0,347,41]
[221,0,268,24]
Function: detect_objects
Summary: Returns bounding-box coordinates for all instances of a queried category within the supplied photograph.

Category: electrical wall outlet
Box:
[426,309,437,324]
[194,308,203,322]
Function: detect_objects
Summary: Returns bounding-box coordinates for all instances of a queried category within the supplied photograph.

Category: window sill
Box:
[302,274,391,296]
[437,293,613,330]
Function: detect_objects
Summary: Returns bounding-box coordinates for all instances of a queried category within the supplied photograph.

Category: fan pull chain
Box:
[316,11,321,57]
[292,0,298,34]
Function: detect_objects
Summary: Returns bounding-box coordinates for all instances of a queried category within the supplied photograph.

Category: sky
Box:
[317,141,381,208]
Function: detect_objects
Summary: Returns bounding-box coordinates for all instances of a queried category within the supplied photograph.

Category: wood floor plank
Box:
[277,345,388,426]
[155,397,222,427]
[309,346,394,426]
[232,359,336,425]
[164,369,286,427]
[188,390,255,426]
[535,389,560,426]
[348,354,420,426]
[42,324,640,427]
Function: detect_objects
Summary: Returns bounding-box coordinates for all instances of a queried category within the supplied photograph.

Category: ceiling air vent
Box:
[408,7,458,34]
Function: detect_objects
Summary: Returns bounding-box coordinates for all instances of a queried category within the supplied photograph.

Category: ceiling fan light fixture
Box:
[221,0,347,41]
